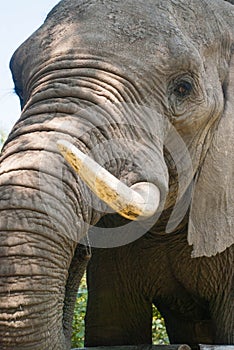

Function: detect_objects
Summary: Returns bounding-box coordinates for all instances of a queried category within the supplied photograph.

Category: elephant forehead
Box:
[11,0,223,86]
[45,1,182,49]
[45,0,216,46]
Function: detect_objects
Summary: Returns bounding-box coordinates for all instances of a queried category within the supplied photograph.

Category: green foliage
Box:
[72,276,87,348]
[72,275,169,348]
[152,305,169,344]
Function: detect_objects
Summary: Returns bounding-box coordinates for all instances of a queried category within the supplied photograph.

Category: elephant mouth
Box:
[57,140,160,221]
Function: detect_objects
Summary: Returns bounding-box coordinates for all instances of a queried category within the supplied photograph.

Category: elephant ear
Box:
[188,53,234,258]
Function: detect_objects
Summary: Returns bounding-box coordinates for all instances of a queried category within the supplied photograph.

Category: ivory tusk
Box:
[57,140,160,220]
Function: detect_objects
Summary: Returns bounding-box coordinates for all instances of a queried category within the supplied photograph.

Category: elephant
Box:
[0,0,234,349]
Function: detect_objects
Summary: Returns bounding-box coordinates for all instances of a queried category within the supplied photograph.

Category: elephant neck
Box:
[148,206,189,236]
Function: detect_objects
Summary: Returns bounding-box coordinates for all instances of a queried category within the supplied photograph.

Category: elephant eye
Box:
[173,81,193,98]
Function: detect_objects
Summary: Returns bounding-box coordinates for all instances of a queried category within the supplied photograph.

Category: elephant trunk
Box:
[0,129,93,349]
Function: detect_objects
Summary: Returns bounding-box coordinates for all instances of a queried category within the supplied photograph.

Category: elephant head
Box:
[0,0,233,348]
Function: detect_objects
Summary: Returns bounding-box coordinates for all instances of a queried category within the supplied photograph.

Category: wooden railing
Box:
[73,346,190,350]
[73,345,234,350]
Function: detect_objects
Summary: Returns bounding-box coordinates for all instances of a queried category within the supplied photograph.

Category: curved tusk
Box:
[57,140,160,220]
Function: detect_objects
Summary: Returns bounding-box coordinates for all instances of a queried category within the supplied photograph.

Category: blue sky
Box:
[0,1,59,135]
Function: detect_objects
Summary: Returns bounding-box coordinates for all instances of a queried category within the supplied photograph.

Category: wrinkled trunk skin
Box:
[0,126,91,349]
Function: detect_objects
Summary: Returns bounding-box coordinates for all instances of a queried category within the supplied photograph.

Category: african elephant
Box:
[0,0,233,349]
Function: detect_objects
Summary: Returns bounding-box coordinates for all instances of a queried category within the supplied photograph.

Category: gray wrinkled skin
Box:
[0,0,233,349]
